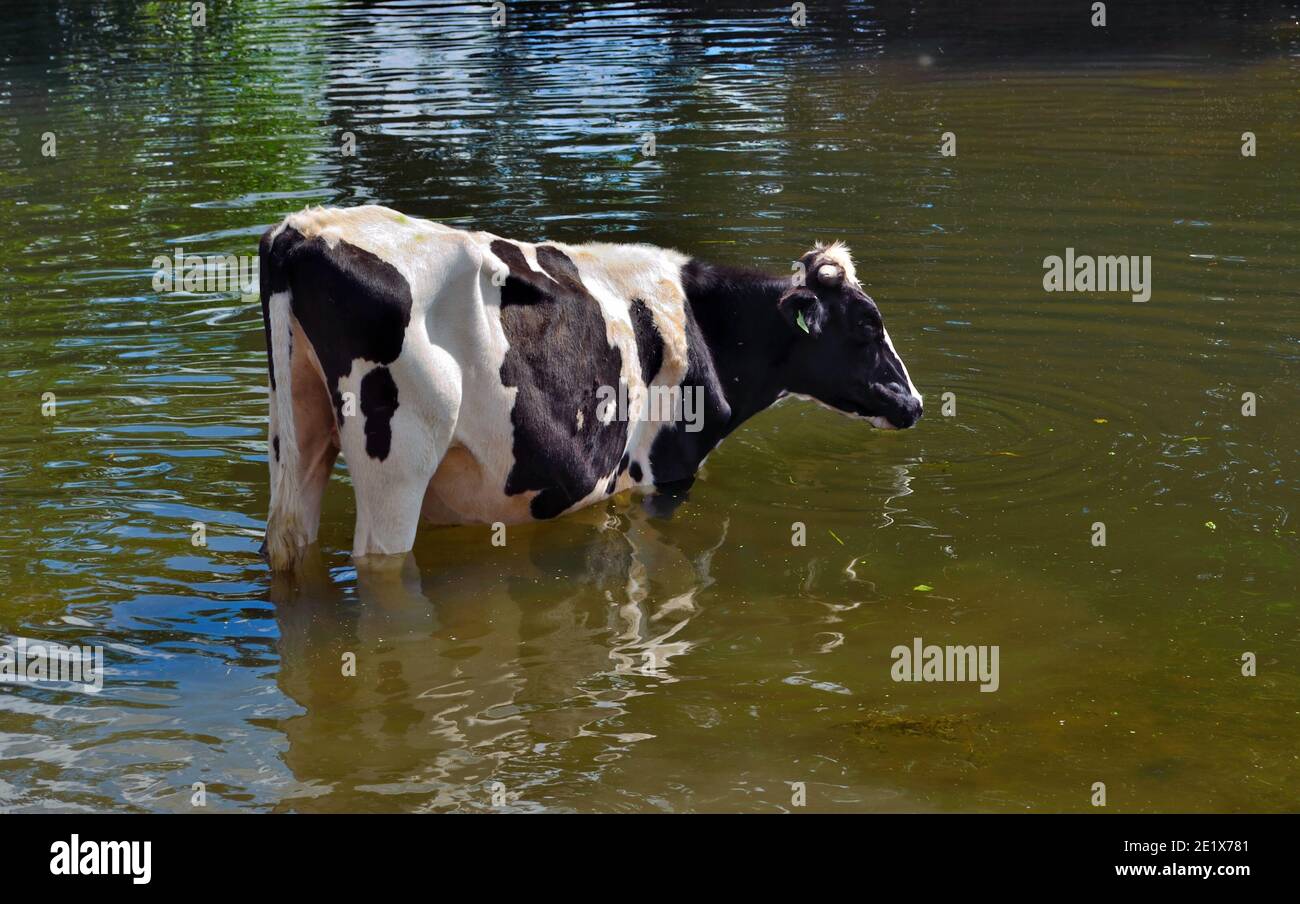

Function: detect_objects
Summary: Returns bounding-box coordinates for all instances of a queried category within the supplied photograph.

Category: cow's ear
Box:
[778,286,826,338]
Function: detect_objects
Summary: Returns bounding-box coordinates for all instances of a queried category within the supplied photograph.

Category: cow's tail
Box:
[261,226,307,572]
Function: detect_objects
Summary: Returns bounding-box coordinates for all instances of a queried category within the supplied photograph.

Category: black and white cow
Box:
[259,205,922,570]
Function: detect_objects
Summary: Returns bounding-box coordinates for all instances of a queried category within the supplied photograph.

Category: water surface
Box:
[0,0,1296,812]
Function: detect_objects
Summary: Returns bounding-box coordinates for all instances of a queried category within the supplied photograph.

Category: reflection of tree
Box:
[1,0,332,332]
[300,0,1293,259]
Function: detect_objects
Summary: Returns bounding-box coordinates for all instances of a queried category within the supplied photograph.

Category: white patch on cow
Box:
[518,242,545,273]
[882,327,923,406]
[785,391,898,430]
[264,288,305,569]
[575,408,584,431]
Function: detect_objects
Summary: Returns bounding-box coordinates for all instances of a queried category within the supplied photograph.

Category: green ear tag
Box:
[796,309,810,334]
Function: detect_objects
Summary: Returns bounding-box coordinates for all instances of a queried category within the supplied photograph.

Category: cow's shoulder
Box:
[552,241,691,389]
[477,236,631,518]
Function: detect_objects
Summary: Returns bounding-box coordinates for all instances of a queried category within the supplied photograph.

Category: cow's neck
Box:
[681,259,794,439]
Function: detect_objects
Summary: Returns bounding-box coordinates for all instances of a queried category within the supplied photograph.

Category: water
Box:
[0,0,1296,812]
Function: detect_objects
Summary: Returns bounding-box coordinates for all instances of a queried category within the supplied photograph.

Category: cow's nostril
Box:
[892,395,923,429]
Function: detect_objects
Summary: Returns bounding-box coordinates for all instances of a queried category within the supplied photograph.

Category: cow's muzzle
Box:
[869,382,923,430]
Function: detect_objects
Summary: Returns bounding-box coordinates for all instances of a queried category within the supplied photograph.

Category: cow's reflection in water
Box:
[271,506,726,810]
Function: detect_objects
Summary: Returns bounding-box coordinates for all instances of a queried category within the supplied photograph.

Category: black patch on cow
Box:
[628,298,664,385]
[263,226,413,425]
[646,262,739,487]
[489,239,531,281]
[272,434,280,463]
[492,240,629,520]
[360,366,399,460]
[618,452,630,474]
[535,244,585,292]
[629,461,643,483]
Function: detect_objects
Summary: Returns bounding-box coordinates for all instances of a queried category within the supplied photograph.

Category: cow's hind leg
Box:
[290,321,340,544]
[339,359,458,563]
[264,293,339,570]
[260,318,335,561]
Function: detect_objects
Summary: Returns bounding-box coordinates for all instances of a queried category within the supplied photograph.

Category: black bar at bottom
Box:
[2,813,1281,890]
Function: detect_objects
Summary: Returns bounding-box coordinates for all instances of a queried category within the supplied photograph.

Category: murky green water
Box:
[1,1,1296,812]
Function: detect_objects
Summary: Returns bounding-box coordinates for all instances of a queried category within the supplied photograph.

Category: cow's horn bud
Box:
[816,263,842,285]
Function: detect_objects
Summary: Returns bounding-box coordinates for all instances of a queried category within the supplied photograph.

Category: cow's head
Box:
[777,242,923,430]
